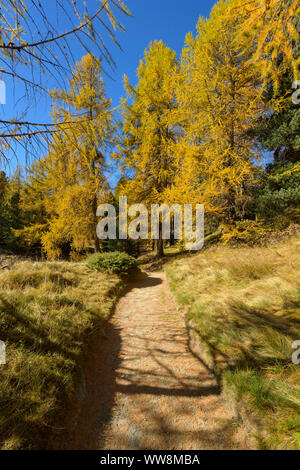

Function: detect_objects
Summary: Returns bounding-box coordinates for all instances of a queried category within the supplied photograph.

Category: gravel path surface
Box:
[65,272,240,450]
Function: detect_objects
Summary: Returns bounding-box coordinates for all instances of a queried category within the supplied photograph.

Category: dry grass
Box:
[0,261,123,450]
[166,237,300,449]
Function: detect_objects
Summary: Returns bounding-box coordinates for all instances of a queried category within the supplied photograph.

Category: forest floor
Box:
[64,270,243,450]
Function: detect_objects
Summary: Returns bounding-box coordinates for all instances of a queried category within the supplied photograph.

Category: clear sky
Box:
[1,0,217,182]
[105,0,216,106]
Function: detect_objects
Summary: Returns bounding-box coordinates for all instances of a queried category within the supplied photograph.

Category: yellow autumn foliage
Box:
[19,54,114,259]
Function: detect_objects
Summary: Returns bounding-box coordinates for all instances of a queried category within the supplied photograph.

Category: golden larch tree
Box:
[115,40,178,257]
[19,54,113,259]
[170,0,271,226]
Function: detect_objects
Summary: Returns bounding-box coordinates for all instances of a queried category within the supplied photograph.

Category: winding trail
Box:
[66,272,240,450]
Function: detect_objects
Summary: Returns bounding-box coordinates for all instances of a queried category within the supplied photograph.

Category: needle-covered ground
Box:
[0,261,123,450]
[166,237,300,449]
[65,272,242,450]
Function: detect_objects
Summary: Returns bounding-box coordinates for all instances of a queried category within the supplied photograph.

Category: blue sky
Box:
[1,0,216,182]
[105,0,215,107]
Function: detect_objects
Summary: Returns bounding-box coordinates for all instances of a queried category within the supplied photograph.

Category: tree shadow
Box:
[57,320,122,450]
[125,270,163,289]
[59,272,238,450]
[138,249,199,272]
[0,295,81,361]
[229,300,300,340]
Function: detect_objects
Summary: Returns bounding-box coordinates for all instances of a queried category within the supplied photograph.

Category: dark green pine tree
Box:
[247,18,300,224]
[250,17,300,164]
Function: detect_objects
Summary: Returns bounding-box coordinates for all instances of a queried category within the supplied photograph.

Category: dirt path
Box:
[65,272,240,450]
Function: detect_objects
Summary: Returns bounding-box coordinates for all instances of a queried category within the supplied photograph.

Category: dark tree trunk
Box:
[170,214,175,246]
[156,221,164,258]
[94,237,101,253]
[157,236,164,258]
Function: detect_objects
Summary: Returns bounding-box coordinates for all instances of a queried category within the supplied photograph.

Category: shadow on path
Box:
[60,271,240,450]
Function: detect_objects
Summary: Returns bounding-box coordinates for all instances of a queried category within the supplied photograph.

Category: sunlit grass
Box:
[0,261,123,450]
[166,237,300,449]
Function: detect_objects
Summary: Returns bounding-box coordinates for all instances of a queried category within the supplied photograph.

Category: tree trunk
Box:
[157,236,164,258]
[156,221,164,258]
[94,236,101,253]
[170,214,175,246]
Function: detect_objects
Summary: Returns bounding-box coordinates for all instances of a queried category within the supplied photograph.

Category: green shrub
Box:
[86,251,137,274]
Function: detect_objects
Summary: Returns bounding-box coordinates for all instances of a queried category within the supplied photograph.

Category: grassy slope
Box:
[0,261,123,450]
[166,237,300,449]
